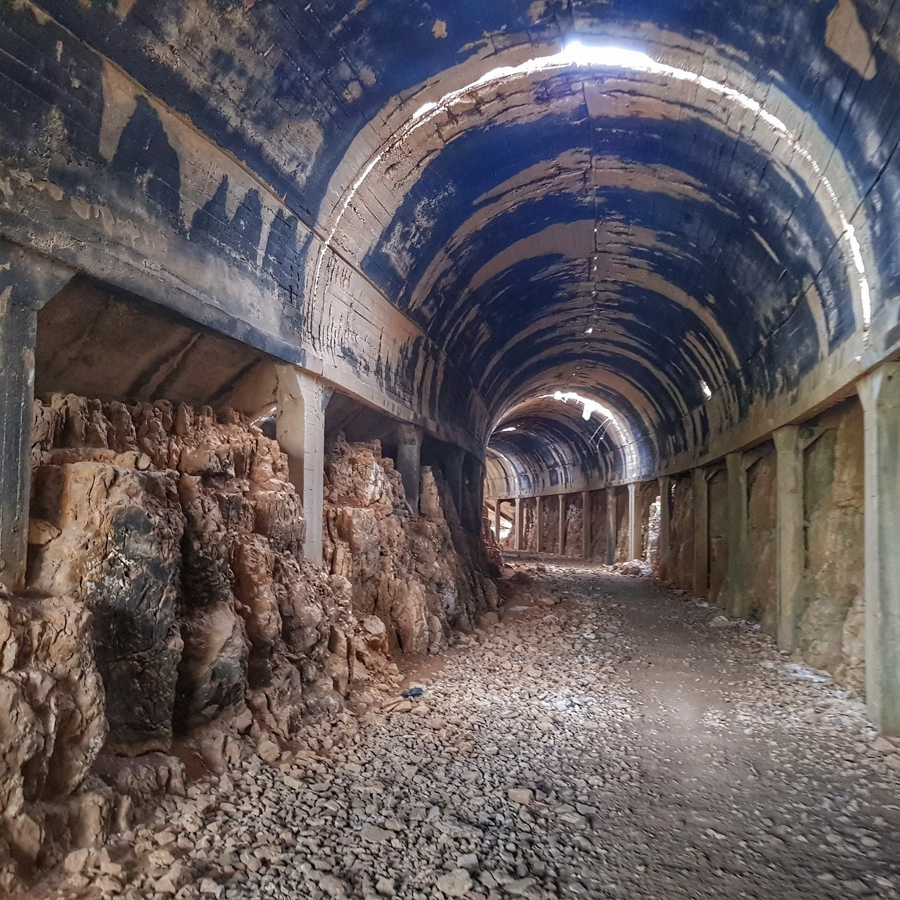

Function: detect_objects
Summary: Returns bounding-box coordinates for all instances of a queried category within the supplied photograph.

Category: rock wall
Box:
[799,402,865,694]
[4,395,494,883]
[662,475,693,589]
[323,435,495,659]
[562,495,583,557]
[589,490,609,560]
[743,451,777,633]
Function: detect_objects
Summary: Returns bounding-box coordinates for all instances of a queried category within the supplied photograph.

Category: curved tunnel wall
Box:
[1,1,899,495]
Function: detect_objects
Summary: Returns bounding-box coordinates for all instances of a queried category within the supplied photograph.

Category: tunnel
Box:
[1,0,900,896]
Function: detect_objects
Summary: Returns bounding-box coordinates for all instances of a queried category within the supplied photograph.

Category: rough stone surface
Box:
[19,560,900,900]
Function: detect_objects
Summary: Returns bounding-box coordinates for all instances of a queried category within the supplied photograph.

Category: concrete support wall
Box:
[606,488,617,565]
[582,490,592,559]
[773,426,804,652]
[692,468,709,599]
[725,453,748,617]
[858,368,900,732]
[627,483,639,561]
[535,496,545,553]
[0,247,73,590]
[275,366,327,565]
[514,499,524,551]
[658,476,671,570]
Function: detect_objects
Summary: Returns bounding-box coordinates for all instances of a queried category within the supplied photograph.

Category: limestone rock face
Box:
[0,590,106,873]
[29,462,185,755]
[324,436,491,661]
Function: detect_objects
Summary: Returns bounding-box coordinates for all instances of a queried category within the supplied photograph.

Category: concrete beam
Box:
[692,468,709,598]
[858,363,900,735]
[493,500,502,543]
[396,424,423,516]
[658,476,671,570]
[606,488,617,565]
[535,496,545,553]
[582,490,592,560]
[0,244,74,591]
[725,452,749,617]
[627,482,640,561]
[275,366,328,566]
[558,494,567,556]
[773,426,804,653]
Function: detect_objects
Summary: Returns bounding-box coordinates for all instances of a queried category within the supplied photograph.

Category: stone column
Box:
[858,364,900,734]
[582,490,592,560]
[0,244,73,591]
[692,468,709,598]
[558,494,567,556]
[606,488,617,565]
[773,426,803,653]
[627,482,640,560]
[396,424,423,516]
[275,366,328,565]
[535,495,545,553]
[514,498,525,551]
[493,500,502,542]
[658,475,671,569]
[726,452,749,617]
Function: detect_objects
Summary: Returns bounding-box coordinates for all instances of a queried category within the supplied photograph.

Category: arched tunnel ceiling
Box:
[2,1,900,490]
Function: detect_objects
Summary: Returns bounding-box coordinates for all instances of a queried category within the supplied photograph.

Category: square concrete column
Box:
[0,244,73,591]
[858,363,900,734]
[275,366,327,565]
[0,303,37,591]
[627,482,640,560]
[582,490,592,560]
[514,499,525,551]
[692,468,709,598]
[606,488,617,564]
[396,424,423,516]
[535,496,545,553]
[726,452,749,617]
[658,476,671,568]
[493,500,502,542]
[558,494,567,556]
[773,426,803,652]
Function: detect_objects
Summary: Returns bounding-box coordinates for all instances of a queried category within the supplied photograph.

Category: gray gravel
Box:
[34,560,900,899]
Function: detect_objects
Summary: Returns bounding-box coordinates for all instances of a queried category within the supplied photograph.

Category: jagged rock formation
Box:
[0,395,493,884]
[324,436,496,658]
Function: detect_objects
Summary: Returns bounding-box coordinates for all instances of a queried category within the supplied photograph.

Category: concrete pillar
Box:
[0,244,73,591]
[275,366,327,565]
[396,424,422,516]
[858,363,900,734]
[558,494,567,556]
[493,500,502,542]
[535,496,545,553]
[582,490,592,560]
[692,468,709,598]
[514,498,525,551]
[726,452,749,617]
[627,482,640,560]
[658,476,671,568]
[606,488,617,564]
[773,426,803,653]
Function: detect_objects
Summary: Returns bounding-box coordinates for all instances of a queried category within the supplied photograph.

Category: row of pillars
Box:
[494,483,644,564]
[676,363,900,735]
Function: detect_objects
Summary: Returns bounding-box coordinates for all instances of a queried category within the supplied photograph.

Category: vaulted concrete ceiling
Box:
[2,1,898,491]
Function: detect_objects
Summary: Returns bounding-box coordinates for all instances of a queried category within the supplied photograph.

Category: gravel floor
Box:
[32,559,900,899]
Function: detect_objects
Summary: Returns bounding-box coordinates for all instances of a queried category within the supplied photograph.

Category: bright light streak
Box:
[315,38,872,331]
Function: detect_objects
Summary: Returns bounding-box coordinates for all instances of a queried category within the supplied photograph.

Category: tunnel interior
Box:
[2,0,900,893]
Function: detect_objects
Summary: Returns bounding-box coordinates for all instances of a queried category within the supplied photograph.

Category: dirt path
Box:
[27,560,900,899]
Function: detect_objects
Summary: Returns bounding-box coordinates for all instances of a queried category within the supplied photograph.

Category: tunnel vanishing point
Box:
[1,0,900,891]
